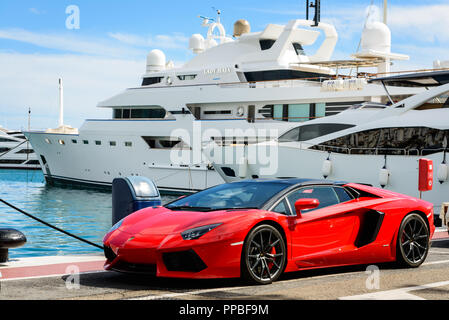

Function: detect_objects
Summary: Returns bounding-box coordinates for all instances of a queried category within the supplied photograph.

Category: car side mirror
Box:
[294,198,319,216]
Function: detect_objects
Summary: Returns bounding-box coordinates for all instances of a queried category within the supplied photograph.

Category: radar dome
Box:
[360,21,391,54]
[189,34,205,54]
[233,19,250,37]
[146,49,166,72]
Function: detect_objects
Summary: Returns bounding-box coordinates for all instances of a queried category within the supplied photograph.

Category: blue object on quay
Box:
[112,176,161,225]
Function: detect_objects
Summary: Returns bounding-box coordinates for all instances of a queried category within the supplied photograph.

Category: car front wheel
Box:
[241,224,286,284]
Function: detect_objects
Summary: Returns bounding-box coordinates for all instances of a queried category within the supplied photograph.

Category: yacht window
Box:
[122,109,131,119]
[313,127,449,155]
[259,105,274,118]
[25,160,40,165]
[72,139,77,144]
[58,140,65,145]
[0,137,14,142]
[15,149,34,154]
[95,141,101,146]
[177,74,197,81]
[244,69,324,82]
[0,159,24,164]
[131,108,166,119]
[45,138,52,144]
[142,136,190,149]
[83,140,89,145]
[141,77,163,86]
[109,141,117,146]
[125,142,132,147]
[260,39,276,51]
[113,109,122,119]
[0,148,10,153]
[292,43,305,55]
[278,123,355,142]
[203,110,232,115]
[113,107,166,119]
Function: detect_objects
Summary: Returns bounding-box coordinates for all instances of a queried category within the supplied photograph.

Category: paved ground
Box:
[1,237,449,300]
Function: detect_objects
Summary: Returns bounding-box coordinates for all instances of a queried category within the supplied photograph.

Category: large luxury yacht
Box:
[0,126,40,170]
[24,7,422,193]
[207,71,449,213]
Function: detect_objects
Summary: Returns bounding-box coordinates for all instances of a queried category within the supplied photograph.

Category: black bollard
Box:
[0,229,27,262]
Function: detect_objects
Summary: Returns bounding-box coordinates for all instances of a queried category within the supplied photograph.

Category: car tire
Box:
[396,213,430,268]
[241,224,286,285]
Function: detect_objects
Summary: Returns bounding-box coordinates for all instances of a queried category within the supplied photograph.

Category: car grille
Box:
[162,249,207,273]
[112,261,157,275]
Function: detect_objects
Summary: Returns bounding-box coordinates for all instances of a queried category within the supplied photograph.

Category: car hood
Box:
[118,206,258,236]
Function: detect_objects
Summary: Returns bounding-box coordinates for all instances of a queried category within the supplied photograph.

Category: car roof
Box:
[235,178,347,188]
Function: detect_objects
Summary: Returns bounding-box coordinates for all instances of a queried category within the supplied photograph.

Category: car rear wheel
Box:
[241,224,286,285]
[396,213,430,268]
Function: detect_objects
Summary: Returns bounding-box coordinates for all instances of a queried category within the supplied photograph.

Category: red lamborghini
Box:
[103,179,435,284]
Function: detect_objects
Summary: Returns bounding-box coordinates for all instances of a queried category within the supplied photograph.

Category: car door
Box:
[286,186,357,268]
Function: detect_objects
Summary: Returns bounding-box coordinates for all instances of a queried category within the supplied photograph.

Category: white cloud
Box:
[108,32,189,50]
[0,28,145,58]
[388,4,449,43]
[0,53,145,130]
[29,8,46,15]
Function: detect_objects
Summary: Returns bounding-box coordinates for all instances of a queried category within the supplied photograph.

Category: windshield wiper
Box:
[165,205,212,211]
[208,207,259,212]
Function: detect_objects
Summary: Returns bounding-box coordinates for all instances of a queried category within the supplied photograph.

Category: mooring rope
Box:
[0,198,103,250]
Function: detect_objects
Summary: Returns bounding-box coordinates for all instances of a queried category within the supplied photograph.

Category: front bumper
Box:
[103,230,243,279]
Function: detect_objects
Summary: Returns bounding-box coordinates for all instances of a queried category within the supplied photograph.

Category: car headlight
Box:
[181,223,222,240]
[109,219,124,233]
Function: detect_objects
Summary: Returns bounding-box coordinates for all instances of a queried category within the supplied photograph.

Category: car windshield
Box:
[165,181,289,211]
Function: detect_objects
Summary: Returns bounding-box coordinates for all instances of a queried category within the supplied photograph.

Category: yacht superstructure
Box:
[24,10,423,193]
[0,126,40,170]
[207,71,449,212]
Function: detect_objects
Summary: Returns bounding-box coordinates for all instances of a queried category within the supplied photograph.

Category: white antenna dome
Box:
[189,34,205,54]
[146,49,166,72]
[360,21,391,54]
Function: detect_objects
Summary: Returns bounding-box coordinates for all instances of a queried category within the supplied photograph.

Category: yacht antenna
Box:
[383,0,388,24]
[306,0,321,27]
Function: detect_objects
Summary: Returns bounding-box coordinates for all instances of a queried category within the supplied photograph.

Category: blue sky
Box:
[0,0,448,130]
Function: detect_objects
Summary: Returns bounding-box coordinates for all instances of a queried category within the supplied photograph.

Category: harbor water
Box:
[0,169,176,258]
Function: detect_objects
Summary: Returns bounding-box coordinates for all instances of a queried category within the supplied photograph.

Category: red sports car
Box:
[103,179,435,284]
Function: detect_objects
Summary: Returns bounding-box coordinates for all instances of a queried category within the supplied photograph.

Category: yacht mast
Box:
[58,78,64,128]
[383,0,387,24]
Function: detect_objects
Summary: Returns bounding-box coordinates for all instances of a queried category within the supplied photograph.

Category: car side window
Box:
[287,186,340,214]
[333,187,353,203]
[271,199,291,215]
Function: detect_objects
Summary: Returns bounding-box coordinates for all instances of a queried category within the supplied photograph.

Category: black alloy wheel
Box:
[242,224,286,284]
[396,213,430,268]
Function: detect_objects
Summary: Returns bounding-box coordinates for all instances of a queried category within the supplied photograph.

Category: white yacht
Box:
[0,126,40,170]
[24,9,422,193]
[207,71,449,214]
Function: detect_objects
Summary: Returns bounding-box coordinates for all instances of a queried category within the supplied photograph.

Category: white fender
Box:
[379,168,390,188]
[238,157,248,179]
[438,163,448,183]
[322,159,332,179]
